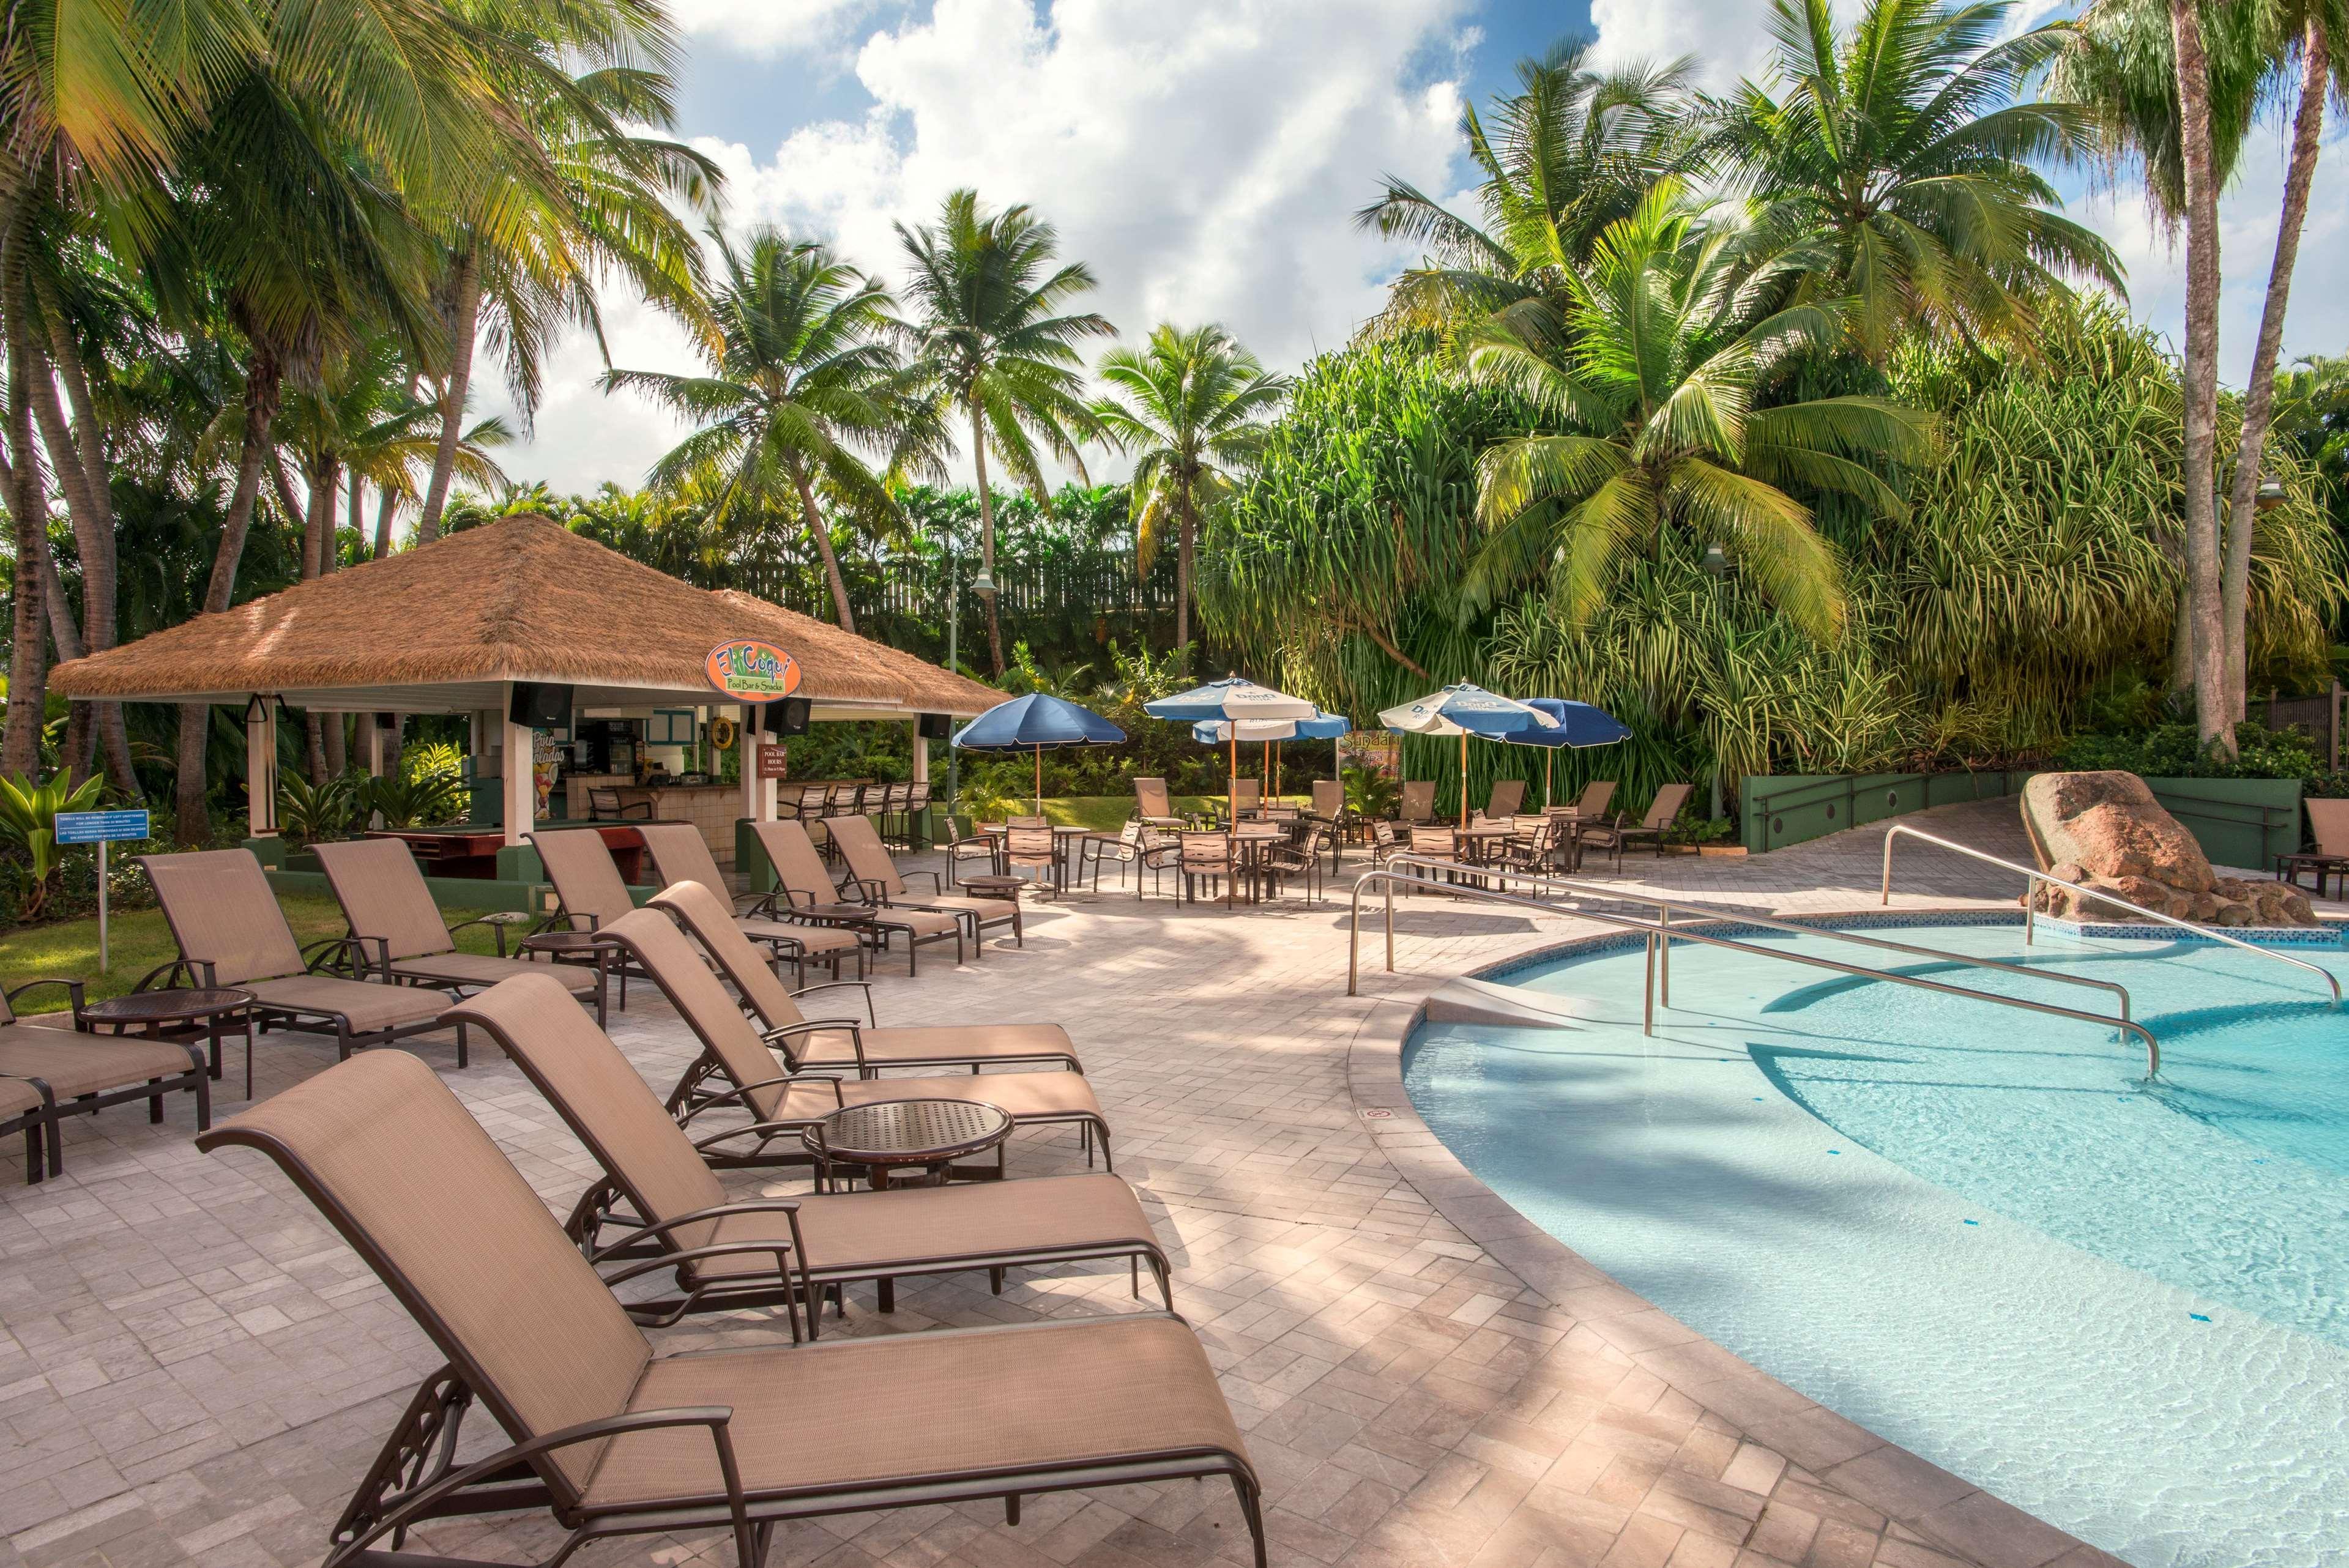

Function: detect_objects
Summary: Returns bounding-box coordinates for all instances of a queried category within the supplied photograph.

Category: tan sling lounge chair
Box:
[1479,778,1526,821]
[1549,778,1616,823]
[141,850,456,1076]
[652,880,1077,1076]
[751,819,964,976]
[450,972,1166,1335]
[1131,776,1183,828]
[1580,782,1694,870]
[196,1050,1262,1568]
[825,814,1021,949]
[313,839,605,1025]
[526,828,659,1006]
[1,981,210,1180]
[595,908,1112,1171]
[637,822,866,983]
[1399,779,1437,825]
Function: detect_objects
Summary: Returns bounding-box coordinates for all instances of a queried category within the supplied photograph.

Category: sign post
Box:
[54,809,152,973]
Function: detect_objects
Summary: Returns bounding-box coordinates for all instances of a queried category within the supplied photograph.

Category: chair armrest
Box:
[322,1406,745,1568]
[688,1116,822,1151]
[906,868,944,893]
[786,979,877,1024]
[5,977,86,1014]
[443,913,512,958]
[583,1198,803,1263]
[675,1070,841,1128]
[762,1018,864,1071]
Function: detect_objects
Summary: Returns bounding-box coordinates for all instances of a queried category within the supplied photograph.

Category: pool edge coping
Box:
[1344,905,2120,1568]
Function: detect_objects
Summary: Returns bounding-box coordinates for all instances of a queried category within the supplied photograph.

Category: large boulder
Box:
[2019,770,2317,926]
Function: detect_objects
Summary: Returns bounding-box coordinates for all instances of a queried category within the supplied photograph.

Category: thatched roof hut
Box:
[50,515,1000,717]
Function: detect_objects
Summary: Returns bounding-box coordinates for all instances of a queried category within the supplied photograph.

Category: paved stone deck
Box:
[1,797,2314,1568]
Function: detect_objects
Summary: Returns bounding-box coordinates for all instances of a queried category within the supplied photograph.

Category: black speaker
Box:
[508,682,573,728]
[768,696,811,736]
[917,712,951,740]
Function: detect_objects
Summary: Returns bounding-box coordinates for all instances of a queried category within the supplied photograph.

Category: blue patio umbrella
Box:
[1189,712,1353,801]
[951,693,1126,817]
[1379,682,1558,819]
[1498,697,1629,806]
[1145,675,1316,817]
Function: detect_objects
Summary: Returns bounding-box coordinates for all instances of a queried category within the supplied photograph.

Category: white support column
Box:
[245,697,279,837]
[910,719,931,789]
[503,711,537,849]
[365,716,387,777]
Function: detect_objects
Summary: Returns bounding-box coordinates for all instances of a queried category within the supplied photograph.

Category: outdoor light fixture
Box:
[972,568,997,597]
[2255,475,2288,511]
[1702,541,1729,577]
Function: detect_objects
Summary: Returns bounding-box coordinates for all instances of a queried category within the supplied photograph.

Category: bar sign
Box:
[55,809,151,844]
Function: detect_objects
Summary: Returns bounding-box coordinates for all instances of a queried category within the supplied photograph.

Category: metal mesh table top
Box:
[81,988,252,1024]
[809,1098,1012,1163]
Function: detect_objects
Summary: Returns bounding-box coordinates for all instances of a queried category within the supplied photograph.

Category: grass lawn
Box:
[1,891,510,1013]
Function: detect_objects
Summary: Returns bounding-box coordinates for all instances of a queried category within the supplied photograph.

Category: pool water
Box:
[1402,921,2349,1568]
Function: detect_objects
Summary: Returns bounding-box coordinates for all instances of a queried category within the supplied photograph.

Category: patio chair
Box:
[1262,823,1330,904]
[312,839,605,1026]
[1499,816,1566,880]
[1399,779,1437,825]
[1003,824,1060,897]
[1368,819,1403,866]
[752,820,963,976]
[526,828,654,1007]
[1132,776,1183,828]
[2307,797,2349,857]
[595,907,1113,1170]
[1580,782,1694,871]
[1176,831,1234,908]
[652,880,1077,1076]
[0,981,209,1181]
[1230,778,1262,818]
[587,786,650,822]
[827,814,1021,949]
[1547,779,1617,823]
[196,1050,1263,1568]
[1478,778,1526,822]
[1082,821,1177,898]
[452,970,1155,1332]
[638,822,865,984]
[945,825,1000,886]
[141,849,456,1073]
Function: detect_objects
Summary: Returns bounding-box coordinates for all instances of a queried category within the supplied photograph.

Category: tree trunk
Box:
[10,265,95,782]
[792,470,857,633]
[2221,17,2327,723]
[372,483,398,559]
[346,474,363,568]
[2,371,45,779]
[969,398,1005,674]
[301,459,338,782]
[414,248,482,546]
[176,345,283,842]
[1175,486,1196,652]
[32,271,135,795]
[2170,0,2230,757]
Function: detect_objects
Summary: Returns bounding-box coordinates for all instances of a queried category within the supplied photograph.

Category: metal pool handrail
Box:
[1359,853,2140,1024]
[1346,858,2161,1078]
[1879,823,2342,1006]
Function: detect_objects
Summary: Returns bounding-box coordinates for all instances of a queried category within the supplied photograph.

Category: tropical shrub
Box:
[278,773,357,847]
[0,772,106,922]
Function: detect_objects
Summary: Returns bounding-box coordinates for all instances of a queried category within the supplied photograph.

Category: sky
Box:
[484,0,2349,495]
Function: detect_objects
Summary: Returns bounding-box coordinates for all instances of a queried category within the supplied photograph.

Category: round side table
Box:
[80,988,256,1098]
[804,1097,1012,1191]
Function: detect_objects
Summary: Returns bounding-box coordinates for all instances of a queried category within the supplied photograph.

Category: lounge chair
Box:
[1580,782,1694,870]
[1547,778,1617,823]
[141,849,456,1077]
[752,819,964,976]
[594,907,1113,1171]
[1479,778,1526,821]
[651,880,1078,1076]
[0,981,210,1180]
[826,814,1021,949]
[196,1050,1263,1568]
[450,971,1165,1334]
[1399,779,1437,825]
[312,839,605,1025]
[1230,778,1261,817]
[524,828,655,1006]
[1131,776,1183,828]
[638,821,866,983]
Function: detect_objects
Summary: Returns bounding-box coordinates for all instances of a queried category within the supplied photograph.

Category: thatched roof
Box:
[50,516,1003,716]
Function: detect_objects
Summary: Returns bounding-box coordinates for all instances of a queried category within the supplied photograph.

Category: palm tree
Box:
[897,190,1114,674]
[1464,183,1937,642]
[1357,36,1700,336]
[608,229,925,631]
[2057,0,2346,732]
[1092,324,1289,650]
[1710,0,2121,362]
[411,39,721,544]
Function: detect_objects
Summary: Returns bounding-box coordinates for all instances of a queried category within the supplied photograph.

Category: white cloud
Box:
[1587,0,1784,88]
[494,0,1472,492]
[666,0,887,58]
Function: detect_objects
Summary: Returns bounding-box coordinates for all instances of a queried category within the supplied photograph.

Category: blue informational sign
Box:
[54,809,152,845]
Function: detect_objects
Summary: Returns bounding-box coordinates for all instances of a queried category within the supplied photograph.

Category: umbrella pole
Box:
[1545,749,1552,809]
[1034,745,1043,819]
[1460,731,1469,823]
[1229,733,1237,823]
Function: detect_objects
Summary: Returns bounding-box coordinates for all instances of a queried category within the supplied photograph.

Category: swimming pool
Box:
[1402,918,2349,1568]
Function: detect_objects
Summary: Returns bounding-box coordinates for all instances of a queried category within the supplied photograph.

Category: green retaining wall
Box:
[1738,771,2302,870]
